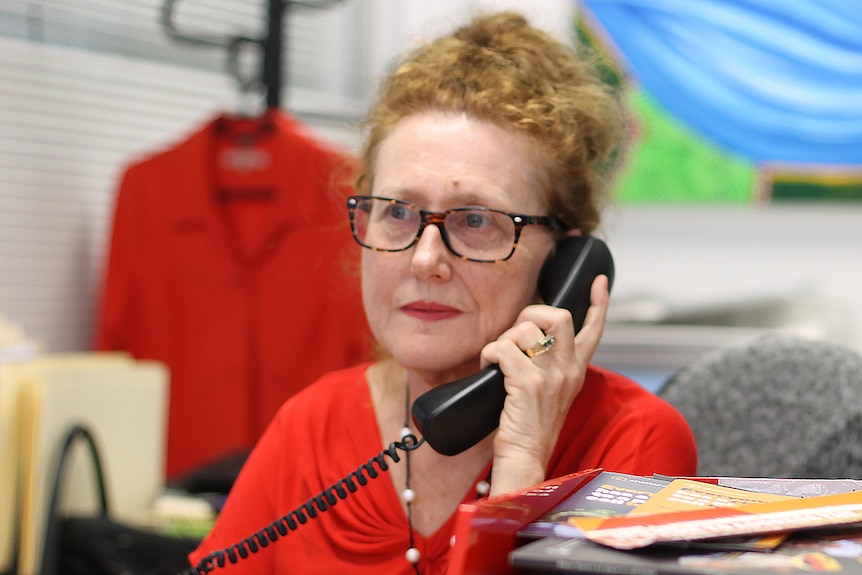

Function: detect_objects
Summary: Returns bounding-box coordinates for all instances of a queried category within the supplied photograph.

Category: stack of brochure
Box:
[508,471,862,575]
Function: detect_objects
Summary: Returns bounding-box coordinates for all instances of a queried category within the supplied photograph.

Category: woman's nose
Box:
[410,224,453,281]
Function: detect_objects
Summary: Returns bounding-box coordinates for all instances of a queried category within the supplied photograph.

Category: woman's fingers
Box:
[573,274,610,366]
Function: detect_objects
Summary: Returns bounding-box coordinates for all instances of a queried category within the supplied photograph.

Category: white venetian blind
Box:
[0,0,370,352]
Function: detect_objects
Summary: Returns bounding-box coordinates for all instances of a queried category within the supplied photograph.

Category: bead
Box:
[405,547,421,564]
[400,426,412,439]
[450,535,457,548]
[401,488,415,503]
[476,480,491,496]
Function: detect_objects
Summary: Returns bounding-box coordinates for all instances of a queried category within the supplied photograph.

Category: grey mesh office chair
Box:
[659,333,862,479]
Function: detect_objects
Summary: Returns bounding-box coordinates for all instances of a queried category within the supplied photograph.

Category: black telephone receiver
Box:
[410,236,615,456]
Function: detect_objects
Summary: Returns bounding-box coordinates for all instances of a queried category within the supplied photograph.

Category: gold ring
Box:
[525,335,556,358]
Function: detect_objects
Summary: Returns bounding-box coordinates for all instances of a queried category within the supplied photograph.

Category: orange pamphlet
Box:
[567,478,792,550]
[628,479,793,516]
[585,490,862,550]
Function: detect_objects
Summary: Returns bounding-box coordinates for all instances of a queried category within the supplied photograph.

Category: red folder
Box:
[448,468,601,575]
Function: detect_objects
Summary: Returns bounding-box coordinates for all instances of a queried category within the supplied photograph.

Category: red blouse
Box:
[189,362,697,574]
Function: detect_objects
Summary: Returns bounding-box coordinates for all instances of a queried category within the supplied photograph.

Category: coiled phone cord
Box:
[181,433,426,575]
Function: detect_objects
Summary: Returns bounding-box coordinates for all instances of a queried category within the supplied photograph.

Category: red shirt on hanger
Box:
[95,110,373,478]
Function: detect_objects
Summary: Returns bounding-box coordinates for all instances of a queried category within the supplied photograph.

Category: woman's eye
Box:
[464,212,490,228]
[388,204,411,220]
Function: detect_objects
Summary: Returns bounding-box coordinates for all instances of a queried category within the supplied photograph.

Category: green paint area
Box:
[612,90,757,205]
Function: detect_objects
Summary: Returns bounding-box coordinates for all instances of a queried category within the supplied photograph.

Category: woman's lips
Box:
[401,301,461,321]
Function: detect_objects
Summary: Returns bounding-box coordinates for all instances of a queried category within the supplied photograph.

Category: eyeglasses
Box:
[346,195,565,263]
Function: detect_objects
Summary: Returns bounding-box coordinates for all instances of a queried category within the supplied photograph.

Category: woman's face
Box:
[362,112,557,385]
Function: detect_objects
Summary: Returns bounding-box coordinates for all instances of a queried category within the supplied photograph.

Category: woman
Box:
[189,11,696,575]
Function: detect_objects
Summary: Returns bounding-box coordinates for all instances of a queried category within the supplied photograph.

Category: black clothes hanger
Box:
[160,0,347,110]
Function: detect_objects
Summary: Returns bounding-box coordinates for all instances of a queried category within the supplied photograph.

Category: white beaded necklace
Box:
[400,384,491,573]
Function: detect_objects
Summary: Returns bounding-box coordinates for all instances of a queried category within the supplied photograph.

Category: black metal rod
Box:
[264,0,284,109]
[160,0,346,109]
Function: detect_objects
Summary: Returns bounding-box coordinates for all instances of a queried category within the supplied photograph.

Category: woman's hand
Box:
[480,275,610,496]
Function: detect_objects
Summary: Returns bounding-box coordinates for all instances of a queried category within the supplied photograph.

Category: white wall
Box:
[365,0,576,86]
[602,204,862,350]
